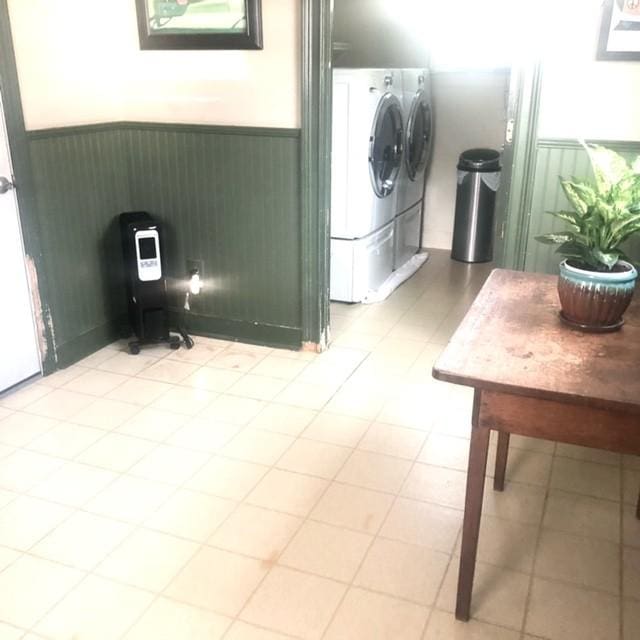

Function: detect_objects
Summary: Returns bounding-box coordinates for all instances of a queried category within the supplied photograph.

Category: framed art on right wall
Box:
[597,0,640,60]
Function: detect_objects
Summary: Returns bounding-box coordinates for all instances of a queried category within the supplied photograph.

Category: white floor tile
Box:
[95,527,198,591]
[324,587,428,640]
[34,575,155,640]
[165,546,268,616]
[0,555,83,628]
[240,566,346,640]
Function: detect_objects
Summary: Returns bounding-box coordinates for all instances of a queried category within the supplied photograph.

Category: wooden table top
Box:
[433,268,640,414]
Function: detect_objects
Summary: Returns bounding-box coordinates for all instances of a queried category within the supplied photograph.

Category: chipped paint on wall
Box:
[25,254,53,364]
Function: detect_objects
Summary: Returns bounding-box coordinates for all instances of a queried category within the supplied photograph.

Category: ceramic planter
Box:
[557,259,638,332]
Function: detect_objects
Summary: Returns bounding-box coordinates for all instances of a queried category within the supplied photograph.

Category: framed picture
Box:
[597,0,640,60]
[135,0,263,50]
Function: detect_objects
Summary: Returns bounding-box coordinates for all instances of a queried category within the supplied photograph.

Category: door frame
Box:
[0,0,55,373]
[494,62,544,270]
[300,1,544,343]
[300,0,333,349]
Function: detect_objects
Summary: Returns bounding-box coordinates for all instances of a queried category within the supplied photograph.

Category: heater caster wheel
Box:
[183,336,194,350]
[169,336,181,351]
[128,343,140,355]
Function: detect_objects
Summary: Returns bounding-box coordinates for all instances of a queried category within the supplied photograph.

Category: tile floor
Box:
[0,249,637,640]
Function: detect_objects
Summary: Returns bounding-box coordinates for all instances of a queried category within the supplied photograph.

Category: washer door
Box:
[405,90,433,181]
[369,93,404,198]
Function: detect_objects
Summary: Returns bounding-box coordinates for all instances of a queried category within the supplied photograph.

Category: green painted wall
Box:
[29,127,130,367]
[123,123,302,346]
[27,122,302,367]
[524,139,640,274]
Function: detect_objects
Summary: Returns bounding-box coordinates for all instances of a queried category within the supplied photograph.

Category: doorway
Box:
[300,0,542,349]
[0,88,41,392]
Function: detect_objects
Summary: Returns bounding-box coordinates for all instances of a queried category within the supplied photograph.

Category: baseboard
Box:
[179,311,302,350]
[52,312,301,372]
[53,320,121,370]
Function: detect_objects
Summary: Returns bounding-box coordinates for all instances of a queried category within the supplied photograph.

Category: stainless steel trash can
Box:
[451,148,501,263]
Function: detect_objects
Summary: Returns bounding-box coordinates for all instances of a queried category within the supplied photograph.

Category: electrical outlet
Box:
[186,259,203,279]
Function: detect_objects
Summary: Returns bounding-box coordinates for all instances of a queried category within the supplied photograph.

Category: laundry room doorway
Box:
[300,0,544,350]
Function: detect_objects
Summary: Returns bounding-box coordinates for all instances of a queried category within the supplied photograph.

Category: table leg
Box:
[636,490,640,520]
[456,422,491,621]
[493,431,510,492]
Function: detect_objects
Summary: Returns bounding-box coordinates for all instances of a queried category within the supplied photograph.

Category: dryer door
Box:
[405,90,433,181]
[368,93,403,198]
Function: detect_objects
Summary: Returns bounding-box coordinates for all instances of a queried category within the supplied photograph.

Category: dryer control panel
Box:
[134,229,162,282]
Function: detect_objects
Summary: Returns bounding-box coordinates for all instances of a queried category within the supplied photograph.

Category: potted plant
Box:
[536,143,640,332]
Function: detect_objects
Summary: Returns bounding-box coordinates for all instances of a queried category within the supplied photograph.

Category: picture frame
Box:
[135,0,263,50]
[597,0,640,61]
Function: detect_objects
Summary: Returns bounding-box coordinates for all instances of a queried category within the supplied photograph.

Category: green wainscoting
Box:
[28,126,130,367]
[123,124,302,342]
[26,122,302,368]
[524,139,640,275]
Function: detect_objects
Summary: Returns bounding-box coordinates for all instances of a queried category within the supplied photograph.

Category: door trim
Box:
[495,62,544,270]
[300,0,332,348]
[0,0,54,372]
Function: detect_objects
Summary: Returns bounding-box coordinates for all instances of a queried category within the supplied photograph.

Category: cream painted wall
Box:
[8,0,300,130]
[537,0,640,141]
[7,1,124,128]
[423,70,509,250]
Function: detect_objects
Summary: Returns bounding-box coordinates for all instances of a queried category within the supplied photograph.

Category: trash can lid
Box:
[458,148,501,172]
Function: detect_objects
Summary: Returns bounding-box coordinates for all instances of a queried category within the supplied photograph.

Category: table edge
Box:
[432,366,640,416]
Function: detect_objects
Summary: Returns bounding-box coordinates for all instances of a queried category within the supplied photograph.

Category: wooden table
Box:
[432,269,640,622]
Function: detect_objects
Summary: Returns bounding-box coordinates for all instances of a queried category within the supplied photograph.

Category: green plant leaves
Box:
[561,180,593,215]
[535,232,572,245]
[585,144,630,194]
[592,249,620,269]
[535,144,640,271]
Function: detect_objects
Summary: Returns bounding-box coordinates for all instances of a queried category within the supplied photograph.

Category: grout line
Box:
[14,381,238,637]
[222,411,369,639]
[79,436,228,640]
[315,419,403,640]
[518,439,555,637]
[619,460,625,640]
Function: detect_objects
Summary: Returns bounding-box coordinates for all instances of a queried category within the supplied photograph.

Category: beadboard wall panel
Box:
[123,124,302,332]
[27,123,302,366]
[524,139,640,275]
[28,126,129,365]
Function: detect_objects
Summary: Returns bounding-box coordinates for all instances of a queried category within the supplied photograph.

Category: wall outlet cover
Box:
[186,259,204,279]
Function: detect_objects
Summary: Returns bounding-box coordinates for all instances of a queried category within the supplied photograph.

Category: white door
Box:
[0,91,41,392]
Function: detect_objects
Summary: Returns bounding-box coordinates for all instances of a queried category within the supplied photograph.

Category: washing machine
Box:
[330,68,404,302]
[392,69,433,270]
[397,68,433,215]
[331,68,403,239]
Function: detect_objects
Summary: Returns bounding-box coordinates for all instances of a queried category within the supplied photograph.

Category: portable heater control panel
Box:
[134,229,162,282]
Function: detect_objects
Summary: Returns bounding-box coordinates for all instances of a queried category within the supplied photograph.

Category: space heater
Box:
[119,211,181,355]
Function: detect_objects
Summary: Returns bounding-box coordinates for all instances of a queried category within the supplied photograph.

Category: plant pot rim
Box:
[560,258,638,283]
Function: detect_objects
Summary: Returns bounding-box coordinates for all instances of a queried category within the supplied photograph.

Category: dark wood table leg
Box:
[456,393,491,622]
[493,431,510,492]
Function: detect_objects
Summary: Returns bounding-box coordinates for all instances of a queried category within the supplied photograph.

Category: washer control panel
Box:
[134,229,162,282]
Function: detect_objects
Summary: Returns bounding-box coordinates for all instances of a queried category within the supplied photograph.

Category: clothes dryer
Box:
[397,69,433,216]
[331,69,403,239]
[330,68,404,302]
